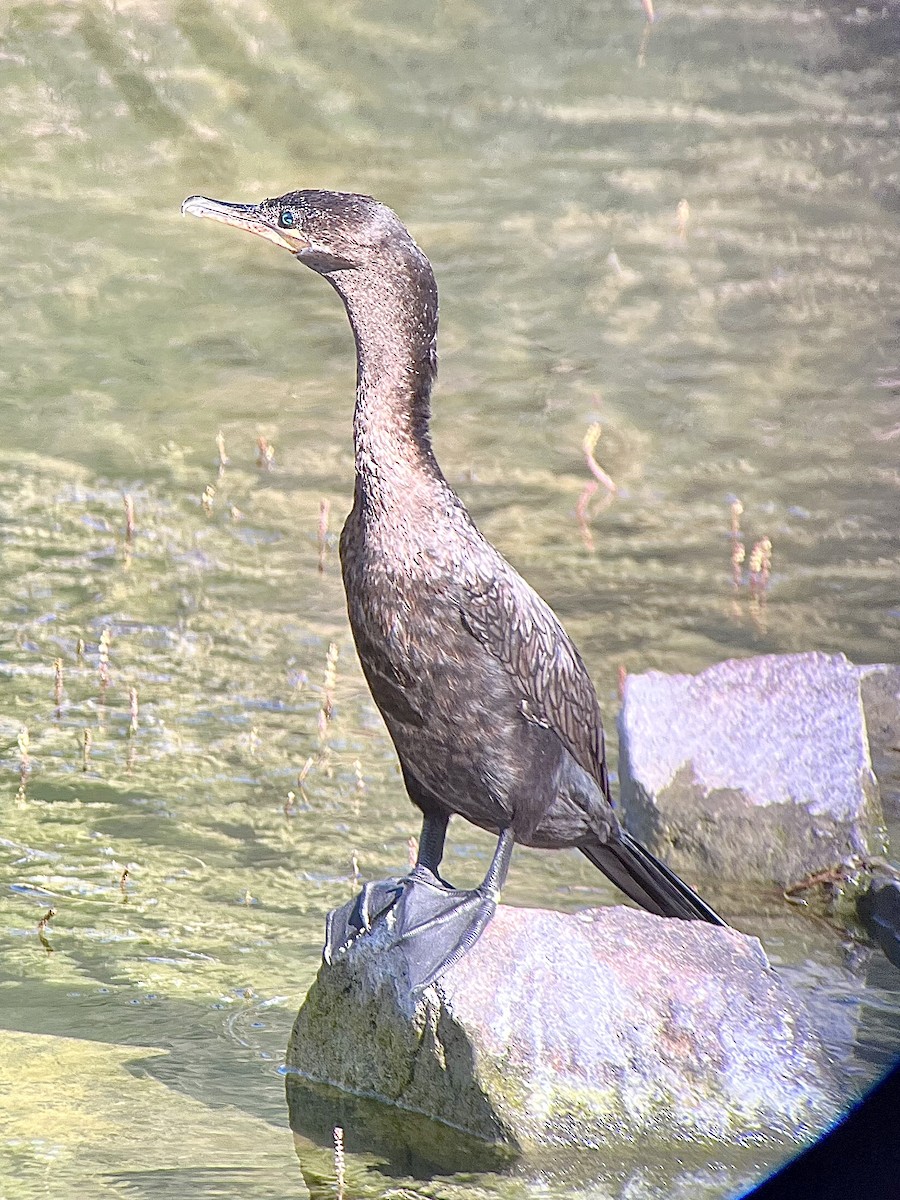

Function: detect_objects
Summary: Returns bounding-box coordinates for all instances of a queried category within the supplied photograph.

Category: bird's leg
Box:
[408,810,450,884]
[392,827,515,992]
[323,811,449,965]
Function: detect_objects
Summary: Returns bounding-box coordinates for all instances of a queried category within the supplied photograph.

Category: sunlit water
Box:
[1,2,899,1197]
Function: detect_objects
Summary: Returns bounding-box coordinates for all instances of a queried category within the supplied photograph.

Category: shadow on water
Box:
[286,1074,515,1178]
[283,1071,786,1200]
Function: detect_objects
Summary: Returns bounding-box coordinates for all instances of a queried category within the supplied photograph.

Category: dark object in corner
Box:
[740,1061,900,1200]
[858,877,900,970]
[182,189,724,990]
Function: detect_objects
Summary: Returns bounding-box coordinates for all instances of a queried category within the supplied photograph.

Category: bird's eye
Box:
[279,210,296,228]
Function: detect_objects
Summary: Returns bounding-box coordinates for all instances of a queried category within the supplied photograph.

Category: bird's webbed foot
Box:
[397,865,503,991]
[324,876,404,964]
[324,827,514,993]
[323,867,500,994]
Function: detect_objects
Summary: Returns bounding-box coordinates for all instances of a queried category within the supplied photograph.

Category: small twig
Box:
[318,643,339,738]
[123,494,135,543]
[54,658,64,716]
[119,866,130,895]
[318,498,330,574]
[637,11,653,66]
[732,542,746,589]
[729,499,745,589]
[122,495,135,569]
[98,628,111,694]
[577,423,617,550]
[289,756,315,812]
[576,480,599,552]
[18,726,30,780]
[201,484,216,517]
[748,537,772,598]
[784,867,844,897]
[319,745,334,779]
[582,423,617,494]
[783,857,865,898]
[38,907,56,950]
[82,728,93,772]
[333,1126,346,1200]
[256,436,275,471]
[216,430,229,475]
[17,727,30,802]
[128,687,139,735]
[729,498,743,540]
[676,198,690,242]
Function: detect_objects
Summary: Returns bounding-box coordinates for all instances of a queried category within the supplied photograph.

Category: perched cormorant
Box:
[182,189,725,990]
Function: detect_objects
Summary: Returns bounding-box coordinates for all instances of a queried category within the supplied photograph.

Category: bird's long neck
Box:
[327,253,442,511]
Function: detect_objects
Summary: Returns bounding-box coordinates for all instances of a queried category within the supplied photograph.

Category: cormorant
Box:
[182,189,725,991]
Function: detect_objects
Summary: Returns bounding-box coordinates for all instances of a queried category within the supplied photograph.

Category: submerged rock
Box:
[618,653,888,886]
[287,904,841,1150]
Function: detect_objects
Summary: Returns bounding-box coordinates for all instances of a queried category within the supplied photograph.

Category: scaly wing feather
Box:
[460,561,610,798]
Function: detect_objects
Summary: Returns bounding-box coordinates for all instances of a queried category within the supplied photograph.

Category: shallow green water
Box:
[1,1,899,1197]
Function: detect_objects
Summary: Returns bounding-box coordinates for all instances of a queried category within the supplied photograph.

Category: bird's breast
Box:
[340,508,458,672]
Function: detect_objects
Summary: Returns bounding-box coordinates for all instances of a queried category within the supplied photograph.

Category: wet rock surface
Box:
[288,904,842,1150]
[618,653,888,886]
[858,664,900,817]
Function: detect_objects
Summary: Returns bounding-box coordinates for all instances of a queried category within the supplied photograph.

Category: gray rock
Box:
[858,664,900,816]
[618,653,887,886]
[287,904,842,1150]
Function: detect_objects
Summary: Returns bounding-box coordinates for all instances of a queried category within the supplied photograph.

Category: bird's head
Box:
[181,189,419,277]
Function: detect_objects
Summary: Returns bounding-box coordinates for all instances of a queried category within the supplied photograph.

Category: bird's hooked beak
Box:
[181,195,308,254]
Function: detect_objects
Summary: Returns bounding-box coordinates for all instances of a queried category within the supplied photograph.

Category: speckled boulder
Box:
[287,904,841,1149]
[618,653,888,886]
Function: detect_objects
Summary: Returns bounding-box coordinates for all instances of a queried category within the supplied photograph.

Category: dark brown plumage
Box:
[182,189,725,988]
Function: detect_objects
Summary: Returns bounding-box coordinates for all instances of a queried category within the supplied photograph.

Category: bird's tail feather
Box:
[580,831,725,926]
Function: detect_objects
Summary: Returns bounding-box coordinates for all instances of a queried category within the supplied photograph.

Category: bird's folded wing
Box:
[459,567,610,797]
